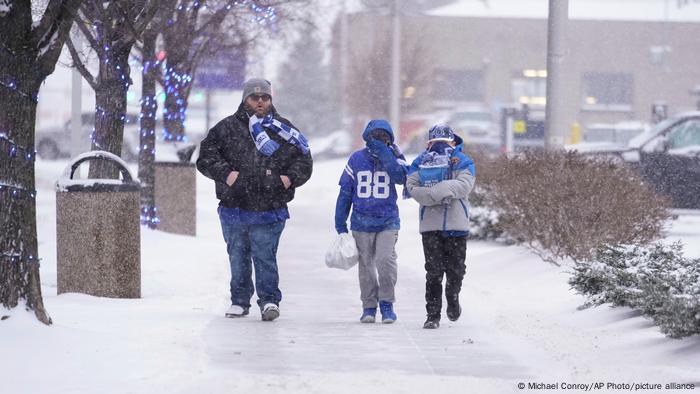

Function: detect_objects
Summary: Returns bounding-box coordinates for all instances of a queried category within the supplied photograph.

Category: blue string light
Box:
[85,0,278,150]
[0,45,39,101]
[0,77,39,103]
[161,64,192,141]
[97,44,131,91]
[95,106,128,123]
[0,182,37,200]
[140,206,160,228]
[139,95,158,120]
[81,21,135,152]
[0,252,41,266]
[0,132,36,162]
[154,0,277,142]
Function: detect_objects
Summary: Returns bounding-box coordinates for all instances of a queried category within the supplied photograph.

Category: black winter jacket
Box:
[196,103,313,211]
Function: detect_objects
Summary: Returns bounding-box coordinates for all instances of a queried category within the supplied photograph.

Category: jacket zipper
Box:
[442,205,448,231]
[459,199,469,219]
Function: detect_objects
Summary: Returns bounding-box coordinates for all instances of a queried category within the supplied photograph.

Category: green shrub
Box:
[570,243,700,338]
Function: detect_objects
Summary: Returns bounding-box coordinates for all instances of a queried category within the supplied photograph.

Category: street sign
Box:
[194,46,246,90]
[513,120,526,134]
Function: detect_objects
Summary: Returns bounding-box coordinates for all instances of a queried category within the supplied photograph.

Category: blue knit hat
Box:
[427,124,454,143]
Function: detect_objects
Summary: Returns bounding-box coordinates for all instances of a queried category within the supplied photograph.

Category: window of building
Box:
[433,69,484,102]
[511,69,547,106]
[581,72,633,111]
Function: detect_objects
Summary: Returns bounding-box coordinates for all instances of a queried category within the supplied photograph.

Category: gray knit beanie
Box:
[241,78,272,102]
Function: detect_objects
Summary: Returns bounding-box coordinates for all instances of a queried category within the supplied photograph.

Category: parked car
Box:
[568,112,700,209]
[36,113,201,163]
[446,109,500,148]
[307,130,353,160]
[36,113,141,161]
[584,121,649,145]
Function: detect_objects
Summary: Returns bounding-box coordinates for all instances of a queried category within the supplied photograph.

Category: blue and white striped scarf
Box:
[249,114,310,156]
[418,142,454,187]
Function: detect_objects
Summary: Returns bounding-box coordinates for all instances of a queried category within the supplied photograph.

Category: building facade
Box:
[333,0,700,140]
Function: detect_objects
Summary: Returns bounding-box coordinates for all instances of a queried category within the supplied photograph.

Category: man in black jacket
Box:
[196,78,313,321]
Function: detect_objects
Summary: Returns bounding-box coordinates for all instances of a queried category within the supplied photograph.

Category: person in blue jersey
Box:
[334,119,408,324]
[197,78,312,322]
[406,125,475,329]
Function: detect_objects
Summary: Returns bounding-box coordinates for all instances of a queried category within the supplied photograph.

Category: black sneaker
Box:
[423,316,440,329]
[446,298,461,322]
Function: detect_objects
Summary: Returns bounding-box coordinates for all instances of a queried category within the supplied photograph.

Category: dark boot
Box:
[423,315,440,329]
[446,296,461,322]
[444,236,467,322]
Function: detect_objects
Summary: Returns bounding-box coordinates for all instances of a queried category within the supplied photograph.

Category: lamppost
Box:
[544,0,568,150]
[362,0,401,142]
[340,0,349,130]
[390,0,400,142]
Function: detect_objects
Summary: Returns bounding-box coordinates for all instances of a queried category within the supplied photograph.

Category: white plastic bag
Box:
[325,233,359,270]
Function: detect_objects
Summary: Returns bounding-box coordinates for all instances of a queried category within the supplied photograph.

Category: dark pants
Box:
[421,232,467,319]
[219,217,286,309]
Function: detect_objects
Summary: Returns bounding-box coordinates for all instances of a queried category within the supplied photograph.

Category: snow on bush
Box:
[570,243,700,338]
[464,150,512,243]
[467,186,509,242]
[467,204,505,241]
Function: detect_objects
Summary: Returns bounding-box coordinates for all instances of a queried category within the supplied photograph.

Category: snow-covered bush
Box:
[475,150,670,264]
[467,186,509,241]
[465,150,512,242]
[570,243,700,338]
[468,204,505,241]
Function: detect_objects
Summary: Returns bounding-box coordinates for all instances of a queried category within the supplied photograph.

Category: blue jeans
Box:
[219,218,286,309]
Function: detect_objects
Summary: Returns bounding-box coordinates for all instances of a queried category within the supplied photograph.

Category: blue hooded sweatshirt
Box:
[334,120,408,233]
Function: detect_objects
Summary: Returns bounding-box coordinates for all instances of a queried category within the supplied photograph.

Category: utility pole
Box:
[390,0,401,142]
[544,0,568,150]
[340,0,349,130]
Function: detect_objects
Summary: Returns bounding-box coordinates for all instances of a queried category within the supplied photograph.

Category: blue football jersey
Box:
[339,148,402,231]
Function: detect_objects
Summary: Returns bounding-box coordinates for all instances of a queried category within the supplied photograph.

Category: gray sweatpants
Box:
[352,230,399,308]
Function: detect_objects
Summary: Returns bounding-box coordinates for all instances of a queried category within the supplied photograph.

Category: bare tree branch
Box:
[87,0,106,27]
[134,0,164,34]
[73,11,101,51]
[116,0,161,49]
[36,0,83,81]
[66,36,98,90]
[32,0,73,48]
[192,4,233,36]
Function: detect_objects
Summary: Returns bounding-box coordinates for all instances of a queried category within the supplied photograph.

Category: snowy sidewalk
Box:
[202,203,530,379]
[1,158,700,394]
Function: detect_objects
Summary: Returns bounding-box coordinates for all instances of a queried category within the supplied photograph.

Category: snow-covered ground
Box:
[2,158,700,394]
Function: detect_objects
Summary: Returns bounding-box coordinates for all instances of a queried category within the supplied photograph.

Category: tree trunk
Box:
[162,61,193,141]
[89,48,132,179]
[0,52,51,325]
[139,29,158,228]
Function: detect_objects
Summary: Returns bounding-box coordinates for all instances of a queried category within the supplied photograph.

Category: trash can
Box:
[56,151,141,298]
[153,161,197,236]
[153,143,197,237]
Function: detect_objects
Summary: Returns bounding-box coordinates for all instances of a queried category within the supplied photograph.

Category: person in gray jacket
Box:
[406,125,475,329]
